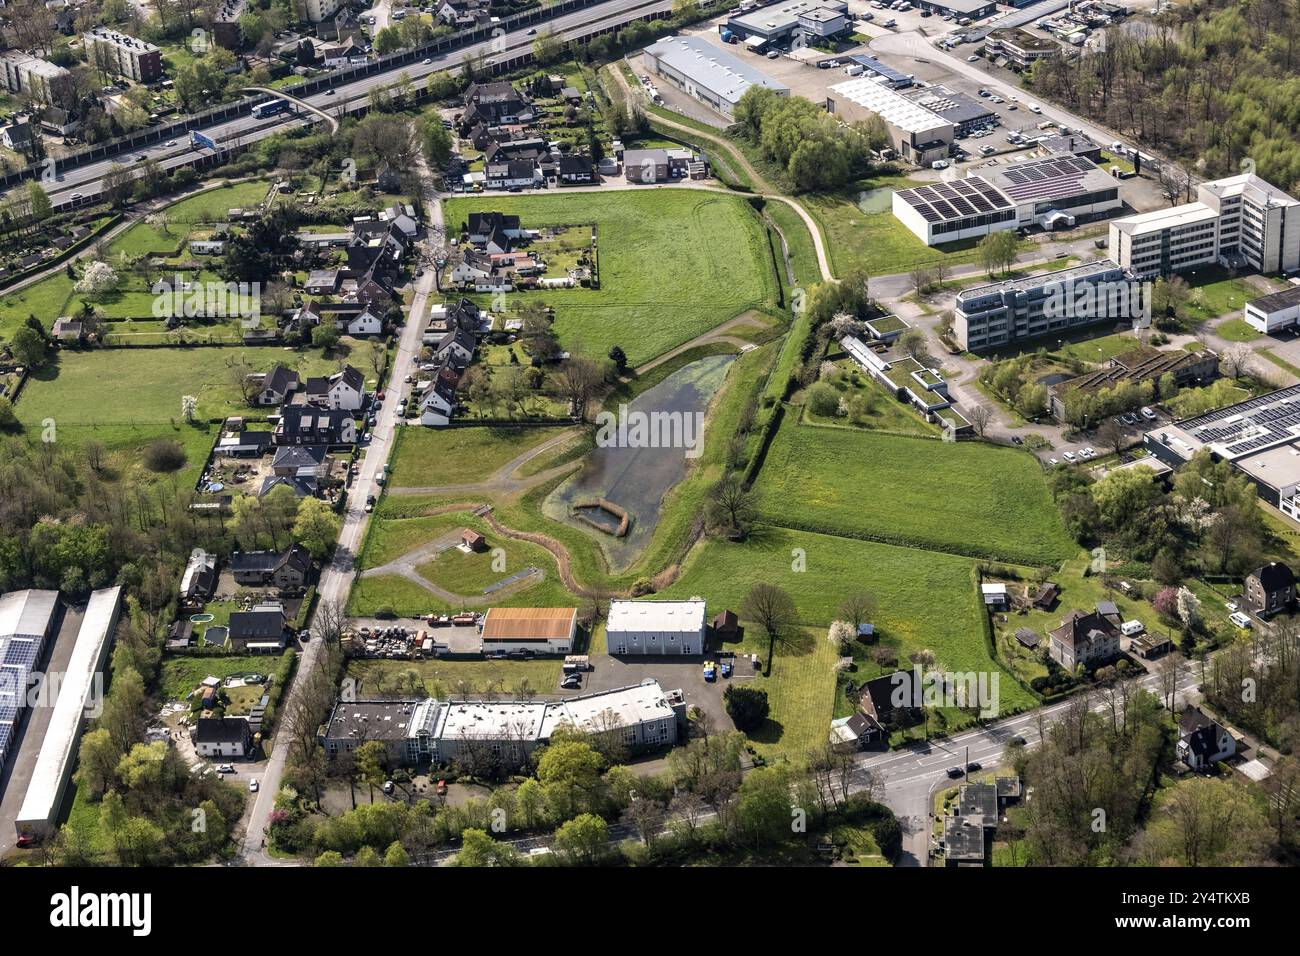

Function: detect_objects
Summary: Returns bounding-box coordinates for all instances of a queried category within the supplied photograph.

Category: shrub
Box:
[807,381,840,417]
[723,684,769,732]
[142,439,186,472]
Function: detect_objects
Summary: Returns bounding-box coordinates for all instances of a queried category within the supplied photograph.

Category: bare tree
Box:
[706,474,755,538]
[1221,344,1252,381]
[741,583,796,675]
[1097,418,1125,457]
[1156,652,1185,717]
[551,356,604,422]
[837,591,877,637]
[966,403,993,437]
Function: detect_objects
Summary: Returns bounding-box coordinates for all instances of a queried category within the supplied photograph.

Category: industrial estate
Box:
[0,0,1296,914]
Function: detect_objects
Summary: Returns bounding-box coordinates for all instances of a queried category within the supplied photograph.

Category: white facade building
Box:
[606,599,707,656]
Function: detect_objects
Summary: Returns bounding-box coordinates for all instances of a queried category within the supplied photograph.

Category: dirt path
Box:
[631,312,766,377]
[605,63,834,283]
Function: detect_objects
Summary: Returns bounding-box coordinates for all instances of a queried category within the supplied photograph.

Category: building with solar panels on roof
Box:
[893,153,1120,246]
[0,589,60,775]
[1145,384,1300,521]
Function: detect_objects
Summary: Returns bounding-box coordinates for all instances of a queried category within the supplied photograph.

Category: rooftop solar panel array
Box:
[896,177,1014,224]
[0,595,56,771]
[1175,385,1300,457]
[988,154,1106,202]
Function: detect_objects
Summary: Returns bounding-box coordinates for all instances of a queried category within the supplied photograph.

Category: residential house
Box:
[255,365,300,406]
[466,211,526,248]
[215,428,273,458]
[0,116,32,151]
[191,717,255,758]
[858,669,921,733]
[305,268,343,295]
[622,147,691,183]
[227,605,290,652]
[376,164,402,192]
[463,81,535,127]
[419,379,459,427]
[231,544,312,590]
[179,550,217,608]
[435,328,477,365]
[829,712,883,751]
[486,159,538,191]
[383,203,419,241]
[259,475,318,498]
[1177,706,1236,771]
[271,444,330,480]
[274,406,357,446]
[1244,562,1296,617]
[338,306,385,337]
[558,155,597,185]
[1048,607,1120,669]
[450,250,496,290]
[305,364,366,411]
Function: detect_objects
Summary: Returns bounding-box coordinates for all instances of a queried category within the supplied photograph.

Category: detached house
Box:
[191,717,254,758]
[274,406,357,447]
[180,550,217,608]
[419,379,459,427]
[466,211,525,248]
[1048,607,1120,669]
[1244,562,1296,618]
[271,444,330,480]
[486,159,538,191]
[558,155,597,185]
[305,364,366,411]
[435,327,477,365]
[227,605,290,652]
[255,364,300,406]
[231,543,312,591]
[1177,707,1236,771]
[463,80,535,127]
[338,306,385,337]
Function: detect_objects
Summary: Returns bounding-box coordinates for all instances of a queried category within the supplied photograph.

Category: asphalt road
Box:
[238,166,445,862]
[19,0,673,207]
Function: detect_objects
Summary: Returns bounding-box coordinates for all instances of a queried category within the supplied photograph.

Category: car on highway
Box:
[1011,735,1027,746]
[326,88,335,95]
[527,28,536,35]
[946,766,964,778]
[137,153,148,161]
[1027,103,1042,113]
[967,55,979,62]
[966,761,982,773]
[423,57,432,63]
[70,192,83,200]
[166,139,177,147]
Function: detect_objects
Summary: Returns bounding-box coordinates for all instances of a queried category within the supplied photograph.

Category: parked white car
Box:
[1062,451,1077,462]
[1081,447,1096,459]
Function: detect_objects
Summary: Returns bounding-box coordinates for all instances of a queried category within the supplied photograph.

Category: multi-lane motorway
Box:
[15,0,674,208]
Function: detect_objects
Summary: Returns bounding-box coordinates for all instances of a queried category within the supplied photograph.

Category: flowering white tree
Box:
[74,261,119,295]
[181,395,197,422]
[818,360,837,381]
[828,620,855,655]
[1176,587,1201,630]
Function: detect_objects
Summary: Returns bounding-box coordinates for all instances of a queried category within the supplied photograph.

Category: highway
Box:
[16,0,673,208]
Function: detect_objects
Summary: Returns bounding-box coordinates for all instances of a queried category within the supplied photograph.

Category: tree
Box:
[978,231,1017,277]
[27,181,51,220]
[705,474,755,538]
[294,497,342,557]
[312,322,341,352]
[607,345,628,374]
[741,583,795,671]
[553,813,609,865]
[735,765,791,849]
[354,740,389,803]
[419,115,452,167]
[621,796,666,846]
[75,260,119,295]
[454,828,520,867]
[723,684,770,732]
[838,591,876,636]
[73,728,119,798]
[1220,344,1251,380]
[181,395,197,423]
[1175,586,1201,631]
[966,403,993,437]
[383,841,410,866]
[0,396,17,430]
[536,739,603,820]
[550,357,603,421]
[142,439,186,473]
[1096,418,1125,457]
[374,25,403,55]
[11,326,47,369]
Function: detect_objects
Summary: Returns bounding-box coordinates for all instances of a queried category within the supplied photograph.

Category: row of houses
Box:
[250,362,367,411]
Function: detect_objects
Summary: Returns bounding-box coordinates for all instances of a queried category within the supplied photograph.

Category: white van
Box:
[1120,620,1145,637]
[1230,611,1253,629]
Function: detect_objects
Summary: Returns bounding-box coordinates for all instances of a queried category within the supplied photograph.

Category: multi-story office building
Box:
[985,28,1060,71]
[83,28,163,83]
[953,259,1130,353]
[1109,174,1300,278]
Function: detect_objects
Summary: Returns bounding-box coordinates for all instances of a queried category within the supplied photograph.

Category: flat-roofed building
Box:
[892,177,1016,246]
[1244,285,1300,334]
[83,28,162,83]
[0,50,71,106]
[606,599,707,656]
[0,589,60,774]
[14,587,120,840]
[1110,174,1300,278]
[907,85,995,138]
[322,681,687,769]
[480,607,577,655]
[643,35,788,119]
[826,77,954,167]
[917,0,998,19]
[1144,383,1300,520]
[723,0,850,46]
[980,153,1122,229]
[1047,344,1218,421]
[953,259,1129,352]
[986,28,1060,71]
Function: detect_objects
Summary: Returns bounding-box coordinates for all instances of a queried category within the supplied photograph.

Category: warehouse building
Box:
[322,681,687,769]
[722,0,851,48]
[953,258,1130,353]
[1244,285,1300,334]
[643,35,788,119]
[916,0,998,20]
[826,78,954,167]
[606,599,707,656]
[14,587,120,841]
[1109,174,1300,278]
[1144,384,1300,520]
[0,589,60,775]
[480,607,578,656]
[907,85,996,138]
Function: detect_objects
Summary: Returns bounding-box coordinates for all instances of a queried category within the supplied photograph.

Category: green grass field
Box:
[752,424,1076,566]
[443,189,778,366]
[388,425,574,488]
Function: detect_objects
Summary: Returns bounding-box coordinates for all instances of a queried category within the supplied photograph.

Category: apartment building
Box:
[301,0,343,23]
[83,28,163,83]
[952,259,1129,353]
[1109,174,1300,278]
[0,50,72,106]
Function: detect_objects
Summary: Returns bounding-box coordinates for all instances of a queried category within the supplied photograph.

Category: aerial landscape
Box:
[0,0,1292,934]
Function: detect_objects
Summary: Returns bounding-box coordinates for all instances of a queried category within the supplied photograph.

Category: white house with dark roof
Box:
[191,716,255,758]
[1177,706,1235,771]
[255,365,300,406]
[305,364,366,411]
